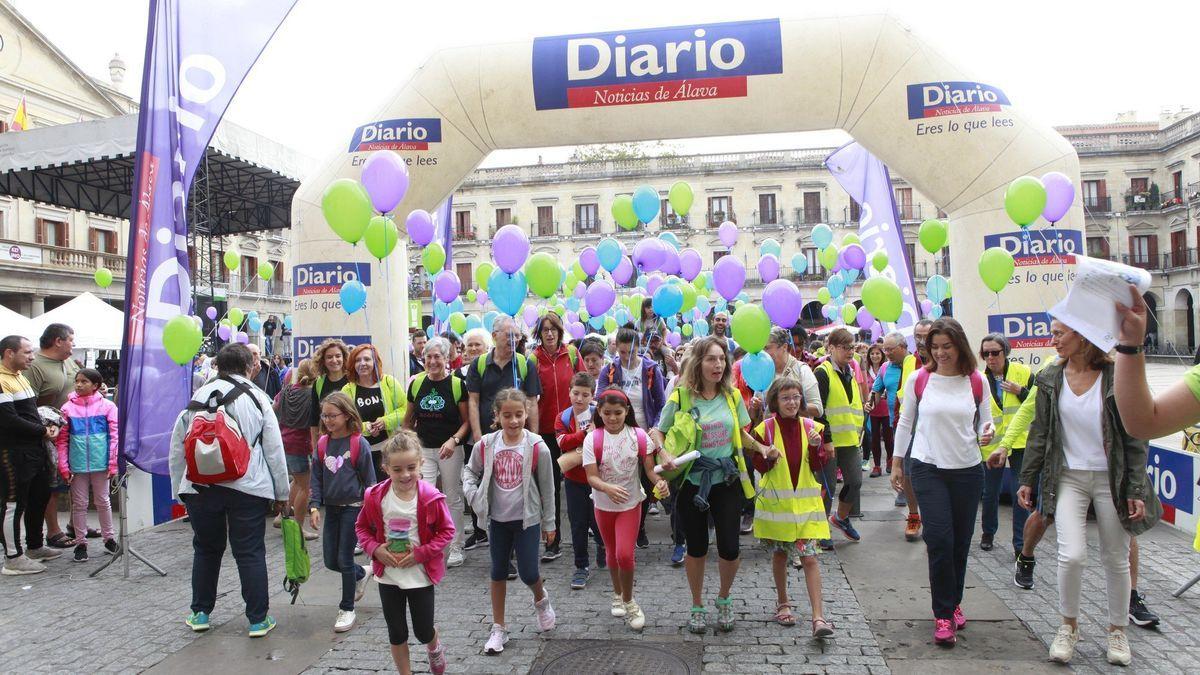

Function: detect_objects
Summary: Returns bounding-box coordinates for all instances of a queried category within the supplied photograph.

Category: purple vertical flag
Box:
[825,142,920,345]
[119,0,297,475]
[430,197,453,334]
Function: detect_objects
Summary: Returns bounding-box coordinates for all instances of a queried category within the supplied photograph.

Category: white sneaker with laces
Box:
[534,593,556,631]
[611,593,627,617]
[484,623,508,654]
[354,570,369,602]
[446,545,464,568]
[333,609,356,633]
[1,554,46,575]
[1107,628,1132,666]
[25,547,62,561]
[624,600,645,631]
[1049,624,1078,663]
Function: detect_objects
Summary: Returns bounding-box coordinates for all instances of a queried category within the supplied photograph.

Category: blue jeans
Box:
[981,449,1030,552]
[563,479,604,570]
[322,505,365,611]
[909,458,983,620]
[488,520,541,584]
[184,486,270,623]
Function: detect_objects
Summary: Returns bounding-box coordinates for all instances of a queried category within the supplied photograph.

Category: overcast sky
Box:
[15,0,1200,171]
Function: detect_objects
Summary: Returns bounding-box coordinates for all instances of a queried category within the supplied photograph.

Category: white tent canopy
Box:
[28,292,123,350]
[0,304,36,342]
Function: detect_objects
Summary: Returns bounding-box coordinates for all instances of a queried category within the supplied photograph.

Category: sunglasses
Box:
[980,349,1004,358]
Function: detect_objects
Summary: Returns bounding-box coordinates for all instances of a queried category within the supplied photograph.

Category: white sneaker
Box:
[534,592,556,631]
[611,593,627,617]
[1049,624,1078,663]
[353,545,363,555]
[25,547,62,561]
[446,546,464,568]
[1,554,46,575]
[302,528,319,541]
[333,609,356,633]
[354,570,369,602]
[1107,628,1132,666]
[624,600,645,631]
[484,623,508,654]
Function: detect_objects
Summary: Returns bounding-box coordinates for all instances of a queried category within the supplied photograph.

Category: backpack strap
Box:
[913,368,931,402]
[451,375,463,403]
[409,373,427,401]
[969,370,984,405]
[591,428,605,466]
[476,355,487,377]
[316,434,329,463]
[568,344,579,369]
[725,390,743,450]
[515,353,528,381]
[763,416,777,447]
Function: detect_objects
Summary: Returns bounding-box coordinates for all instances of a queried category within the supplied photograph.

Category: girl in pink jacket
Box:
[356,430,454,675]
[55,368,119,562]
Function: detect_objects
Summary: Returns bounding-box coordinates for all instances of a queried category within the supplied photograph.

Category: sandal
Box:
[812,617,834,638]
[714,596,735,632]
[774,602,797,627]
[46,532,72,549]
[687,606,707,634]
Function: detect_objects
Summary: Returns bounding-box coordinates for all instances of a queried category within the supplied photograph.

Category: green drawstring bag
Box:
[281,516,310,604]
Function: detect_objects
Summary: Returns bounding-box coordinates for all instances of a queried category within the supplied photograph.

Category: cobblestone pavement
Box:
[2,467,1198,673]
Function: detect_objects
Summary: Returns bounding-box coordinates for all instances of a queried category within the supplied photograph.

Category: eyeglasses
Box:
[319,412,344,420]
[980,350,1004,358]
[779,395,804,404]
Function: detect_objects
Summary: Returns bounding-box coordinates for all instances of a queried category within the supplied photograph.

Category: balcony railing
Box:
[1125,191,1158,211]
[1165,248,1198,269]
[794,206,828,225]
[453,227,476,240]
[660,214,690,230]
[1160,190,1186,211]
[1082,195,1112,214]
[1188,182,1200,202]
[897,203,922,222]
[0,239,127,277]
[707,211,735,227]
[572,219,602,236]
[534,220,558,238]
[752,209,783,227]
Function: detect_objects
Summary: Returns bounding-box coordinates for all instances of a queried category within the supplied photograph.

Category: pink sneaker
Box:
[427,642,446,675]
[534,593,556,632]
[933,618,956,645]
[953,606,966,631]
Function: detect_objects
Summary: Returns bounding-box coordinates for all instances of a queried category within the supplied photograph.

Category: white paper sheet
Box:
[1049,255,1151,352]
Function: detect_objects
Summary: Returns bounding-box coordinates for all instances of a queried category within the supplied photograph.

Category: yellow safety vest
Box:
[980,361,1032,457]
[818,360,864,447]
[752,417,831,542]
[894,354,918,403]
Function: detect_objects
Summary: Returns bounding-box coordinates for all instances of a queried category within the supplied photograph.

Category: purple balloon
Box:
[633,238,667,272]
[476,289,489,306]
[841,244,866,271]
[870,321,883,342]
[666,332,681,348]
[406,209,435,246]
[613,256,634,285]
[522,305,539,327]
[646,273,666,297]
[586,280,616,316]
[573,281,586,299]
[205,306,217,320]
[718,221,738,249]
[361,151,410,213]
[434,269,461,303]
[568,322,586,340]
[492,224,530,274]
[216,324,231,341]
[679,248,703,281]
[1041,171,1075,223]
[713,256,746,301]
[762,279,802,327]
[920,298,934,314]
[235,331,249,344]
[660,247,681,276]
[579,247,600,276]
[856,307,875,329]
[757,254,780,283]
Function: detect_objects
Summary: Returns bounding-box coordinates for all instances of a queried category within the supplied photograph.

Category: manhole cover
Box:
[530,639,701,675]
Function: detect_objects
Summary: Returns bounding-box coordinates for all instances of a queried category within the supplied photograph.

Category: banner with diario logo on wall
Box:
[1147,443,1200,540]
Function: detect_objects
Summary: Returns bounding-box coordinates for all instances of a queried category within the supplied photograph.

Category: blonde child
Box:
[583,389,668,631]
[55,368,119,562]
[309,392,376,633]
[355,430,455,675]
[750,377,834,638]
[463,389,557,655]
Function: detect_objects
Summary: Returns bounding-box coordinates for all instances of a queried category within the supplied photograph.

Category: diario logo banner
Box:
[987,312,1052,349]
[295,335,372,361]
[293,262,371,297]
[983,229,1081,267]
[532,19,783,110]
[348,118,442,152]
[1146,445,1195,524]
[906,81,1010,120]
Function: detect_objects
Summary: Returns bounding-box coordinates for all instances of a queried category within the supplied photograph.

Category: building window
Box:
[906,243,919,278]
[938,246,952,276]
[454,211,473,239]
[495,208,511,229]
[1086,236,1110,258]
[241,255,258,290]
[1130,177,1149,194]
[712,250,730,265]
[269,260,284,295]
[895,187,914,220]
[1128,234,1156,268]
[802,247,820,276]
[89,227,118,254]
[708,196,732,227]
[802,192,822,224]
[212,249,229,283]
[1170,170,1184,205]
[757,194,777,224]
[35,217,69,248]
[849,199,861,223]
[456,262,472,291]
[536,206,555,237]
[1082,179,1107,211]
[575,203,599,234]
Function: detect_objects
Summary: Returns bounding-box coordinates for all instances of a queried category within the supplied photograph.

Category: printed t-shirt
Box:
[377,488,432,589]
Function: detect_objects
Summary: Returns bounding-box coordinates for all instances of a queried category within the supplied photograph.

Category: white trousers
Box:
[421,445,464,549]
[1055,469,1131,627]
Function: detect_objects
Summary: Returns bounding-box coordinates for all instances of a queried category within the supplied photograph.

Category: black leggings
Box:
[378,583,436,645]
[677,480,744,561]
[1,456,50,557]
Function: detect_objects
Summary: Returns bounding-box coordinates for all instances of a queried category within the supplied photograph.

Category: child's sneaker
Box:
[73,544,88,563]
[354,569,369,602]
[248,616,276,638]
[933,618,956,646]
[427,641,447,675]
[611,593,626,617]
[185,611,210,632]
[534,593,556,631]
[624,600,645,631]
[571,567,589,590]
[333,609,356,633]
[103,539,120,555]
[484,623,508,654]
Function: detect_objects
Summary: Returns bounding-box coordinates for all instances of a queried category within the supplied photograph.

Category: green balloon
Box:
[162,315,203,366]
[422,242,445,274]
[680,282,697,314]
[552,305,566,317]
[604,316,618,333]
[682,323,693,337]
[93,267,113,288]
[223,249,240,272]
[819,244,839,271]
[612,195,638,231]
[918,219,948,254]
[841,233,861,246]
[861,277,902,323]
[668,181,694,215]
[448,312,467,334]
[466,289,477,302]
[817,287,831,304]
[476,262,495,290]
[579,309,590,322]
[731,304,771,353]
[841,304,857,325]
[871,251,889,272]
[1004,176,1047,227]
[572,261,586,280]
[694,273,708,292]
[946,278,953,298]
[229,307,245,326]
[256,260,275,281]
[525,252,561,299]
[363,215,399,260]
[321,178,373,245]
[978,247,1015,293]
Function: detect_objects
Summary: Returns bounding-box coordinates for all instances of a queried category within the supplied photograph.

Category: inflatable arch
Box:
[292,14,1081,375]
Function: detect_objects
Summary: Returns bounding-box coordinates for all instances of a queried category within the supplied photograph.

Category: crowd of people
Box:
[2,287,1193,671]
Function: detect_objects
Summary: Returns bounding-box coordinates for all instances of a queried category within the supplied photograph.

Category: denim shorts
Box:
[286,453,311,475]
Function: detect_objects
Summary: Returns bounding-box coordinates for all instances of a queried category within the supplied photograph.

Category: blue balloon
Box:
[741,351,774,392]
[597,237,623,273]
[658,231,681,251]
[843,268,860,284]
[736,291,750,304]
[790,253,808,275]
[827,275,846,298]
[282,315,293,330]
[466,315,483,331]
[426,325,435,338]
[589,314,605,329]
[666,316,678,330]
[483,311,499,332]
[434,300,451,321]
[248,317,263,332]
[488,269,528,317]
[926,275,950,303]
[635,274,649,289]
[812,224,833,250]
[696,295,712,315]
[759,238,782,258]
[715,299,728,314]
[615,308,632,325]
[632,185,660,223]
[450,298,465,313]
[930,305,944,319]
[694,320,709,336]
[652,284,684,317]
[339,280,366,314]
[246,310,259,320]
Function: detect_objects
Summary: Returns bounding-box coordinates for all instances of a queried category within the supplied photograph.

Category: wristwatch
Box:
[1114,344,1143,355]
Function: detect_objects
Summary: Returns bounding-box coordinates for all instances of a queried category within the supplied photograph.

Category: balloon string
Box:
[382,255,399,381]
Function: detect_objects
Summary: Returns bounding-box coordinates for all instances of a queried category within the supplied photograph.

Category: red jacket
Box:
[533,344,582,434]
[554,404,594,484]
[355,479,455,585]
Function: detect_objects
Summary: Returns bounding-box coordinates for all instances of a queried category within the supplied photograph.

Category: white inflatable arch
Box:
[292,14,1081,374]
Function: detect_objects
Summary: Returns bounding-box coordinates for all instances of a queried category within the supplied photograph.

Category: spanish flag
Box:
[10,96,29,131]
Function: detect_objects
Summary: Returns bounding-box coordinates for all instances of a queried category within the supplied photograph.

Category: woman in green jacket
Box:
[342,343,405,471]
[1018,318,1159,668]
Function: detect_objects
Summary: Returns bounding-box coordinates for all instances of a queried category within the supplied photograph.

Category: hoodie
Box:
[56,390,118,477]
[595,355,666,428]
[273,383,314,456]
[309,434,375,508]
[356,479,454,584]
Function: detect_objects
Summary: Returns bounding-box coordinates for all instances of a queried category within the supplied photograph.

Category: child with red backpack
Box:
[309,391,376,634]
[583,389,669,632]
